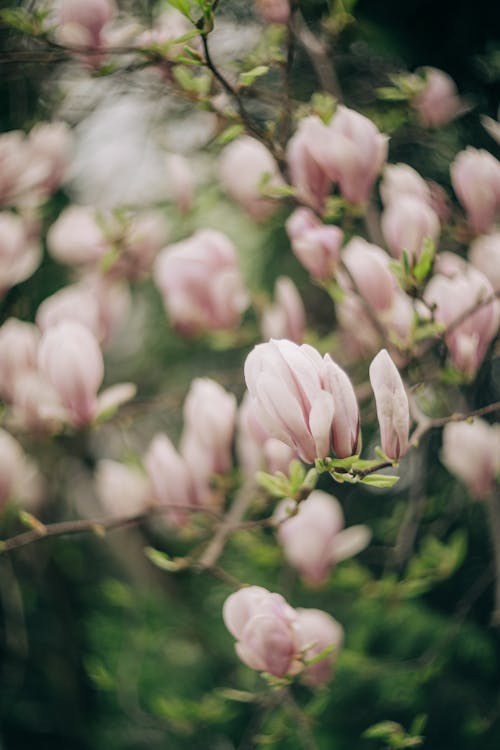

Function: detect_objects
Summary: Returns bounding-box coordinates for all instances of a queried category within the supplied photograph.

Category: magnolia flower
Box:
[261,277,306,344]
[441,419,500,500]
[54,0,116,65]
[28,121,73,195]
[286,208,343,280]
[451,147,500,234]
[165,153,195,214]
[244,339,360,463]
[222,586,343,682]
[286,118,332,212]
[380,163,431,207]
[0,429,44,510]
[381,195,440,262]
[340,237,395,312]
[255,0,290,24]
[95,459,152,517]
[412,67,463,128]
[36,284,103,342]
[424,265,500,378]
[219,136,284,221]
[144,433,195,525]
[47,205,113,266]
[305,106,388,204]
[0,318,40,402]
[469,233,500,292]
[275,491,371,585]
[237,392,297,478]
[369,349,410,460]
[154,229,249,335]
[0,212,41,296]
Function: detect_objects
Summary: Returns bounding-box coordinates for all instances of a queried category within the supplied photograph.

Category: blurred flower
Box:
[255,0,290,24]
[412,67,463,127]
[369,349,410,460]
[451,147,500,234]
[0,429,44,510]
[0,212,41,296]
[380,163,431,207]
[0,318,40,402]
[275,491,371,585]
[261,277,306,344]
[381,195,440,262]
[54,0,116,66]
[154,229,249,335]
[441,419,500,500]
[47,205,113,266]
[144,433,195,525]
[286,208,343,279]
[469,232,500,292]
[165,153,195,214]
[286,117,332,212]
[237,392,297,478]
[295,608,344,686]
[96,459,152,517]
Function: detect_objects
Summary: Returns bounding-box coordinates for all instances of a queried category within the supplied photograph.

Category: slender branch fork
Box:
[409,399,500,447]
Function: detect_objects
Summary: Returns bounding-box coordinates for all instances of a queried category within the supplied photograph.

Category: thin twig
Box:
[409,400,500,447]
[198,480,256,569]
[291,10,341,99]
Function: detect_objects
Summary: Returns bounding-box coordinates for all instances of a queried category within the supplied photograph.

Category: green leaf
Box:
[238,65,270,88]
[166,0,193,20]
[215,124,244,145]
[256,471,290,498]
[413,237,435,282]
[360,473,400,488]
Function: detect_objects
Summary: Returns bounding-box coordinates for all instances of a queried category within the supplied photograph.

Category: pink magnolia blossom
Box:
[244,339,360,463]
[451,147,500,234]
[369,349,410,460]
[219,136,284,221]
[441,419,500,500]
[0,131,51,207]
[36,284,102,341]
[47,206,113,266]
[0,212,41,296]
[295,608,344,686]
[261,277,306,344]
[286,208,343,279]
[28,121,73,195]
[381,195,440,262]
[0,318,40,402]
[275,491,371,585]
[380,163,431,207]
[0,428,43,510]
[118,210,170,279]
[154,229,249,335]
[340,237,395,312]
[10,372,64,433]
[255,0,290,24]
[237,392,297,478]
[424,265,500,377]
[96,459,152,517]
[165,153,195,214]
[469,232,500,292]
[413,67,463,128]
[286,118,332,212]
[144,433,195,525]
[54,0,116,64]
[305,106,388,204]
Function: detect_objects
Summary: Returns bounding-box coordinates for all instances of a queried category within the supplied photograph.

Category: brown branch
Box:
[291,10,341,99]
[198,480,256,569]
[409,399,500,447]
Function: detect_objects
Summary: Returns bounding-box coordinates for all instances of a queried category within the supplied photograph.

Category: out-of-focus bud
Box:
[0,131,50,207]
[143,433,194,525]
[275,491,371,585]
[369,349,410,460]
[469,232,500,292]
[295,608,344,686]
[0,429,43,510]
[181,378,237,476]
[261,277,306,344]
[10,372,63,432]
[165,153,195,214]
[222,586,302,677]
[306,106,388,204]
[54,0,116,57]
[412,67,463,128]
[286,117,332,212]
[96,459,152,517]
[47,206,112,266]
[119,210,170,279]
[28,122,73,195]
[381,195,440,262]
[340,237,395,312]
[255,0,290,24]
[38,321,104,427]
[286,208,343,279]
[380,163,431,207]
[0,212,41,296]
[219,136,284,221]
[451,147,500,234]
[244,339,359,463]
[424,265,500,378]
[441,419,500,500]
[36,284,102,341]
[154,229,249,335]
[0,318,40,402]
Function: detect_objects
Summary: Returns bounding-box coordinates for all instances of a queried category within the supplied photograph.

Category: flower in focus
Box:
[369,349,410,460]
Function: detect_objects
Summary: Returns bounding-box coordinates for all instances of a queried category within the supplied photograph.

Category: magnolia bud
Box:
[295,608,344,686]
[261,277,306,344]
[381,195,440,262]
[451,147,500,234]
[286,117,332,212]
[144,433,194,525]
[369,349,410,460]
[47,206,111,266]
[441,419,500,500]
[96,459,152,517]
[0,212,41,296]
[412,67,463,128]
[286,208,343,280]
[380,163,431,207]
[469,233,500,292]
[0,318,40,402]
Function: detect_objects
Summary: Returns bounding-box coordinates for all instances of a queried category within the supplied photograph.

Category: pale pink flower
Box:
[96,459,152,518]
[0,428,43,510]
[413,67,463,128]
[28,121,73,195]
[222,586,301,677]
[255,0,290,24]
[451,147,500,234]
[0,131,50,207]
[424,265,500,377]
[244,339,360,463]
[36,284,102,341]
[0,318,40,402]
[54,0,116,64]
[237,392,297,477]
[0,212,41,296]
[441,419,500,500]
[295,608,344,686]
[219,136,284,221]
[469,233,500,292]
[286,118,332,212]
[380,163,431,207]
[165,153,195,214]
[118,210,170,279]
[381,195,440,262]
[154,229,249,335]
[340,237,395,312]
[10,372,64,432]
[143,433,195,525]
[286,208,343,279]
[369,349,410,460]
[261,277,306,344]
[47,206,112,266]
[305,106,388,204]
[275,491,371,585]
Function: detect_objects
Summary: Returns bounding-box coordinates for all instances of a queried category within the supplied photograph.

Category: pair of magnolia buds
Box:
[244,339,409,464]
